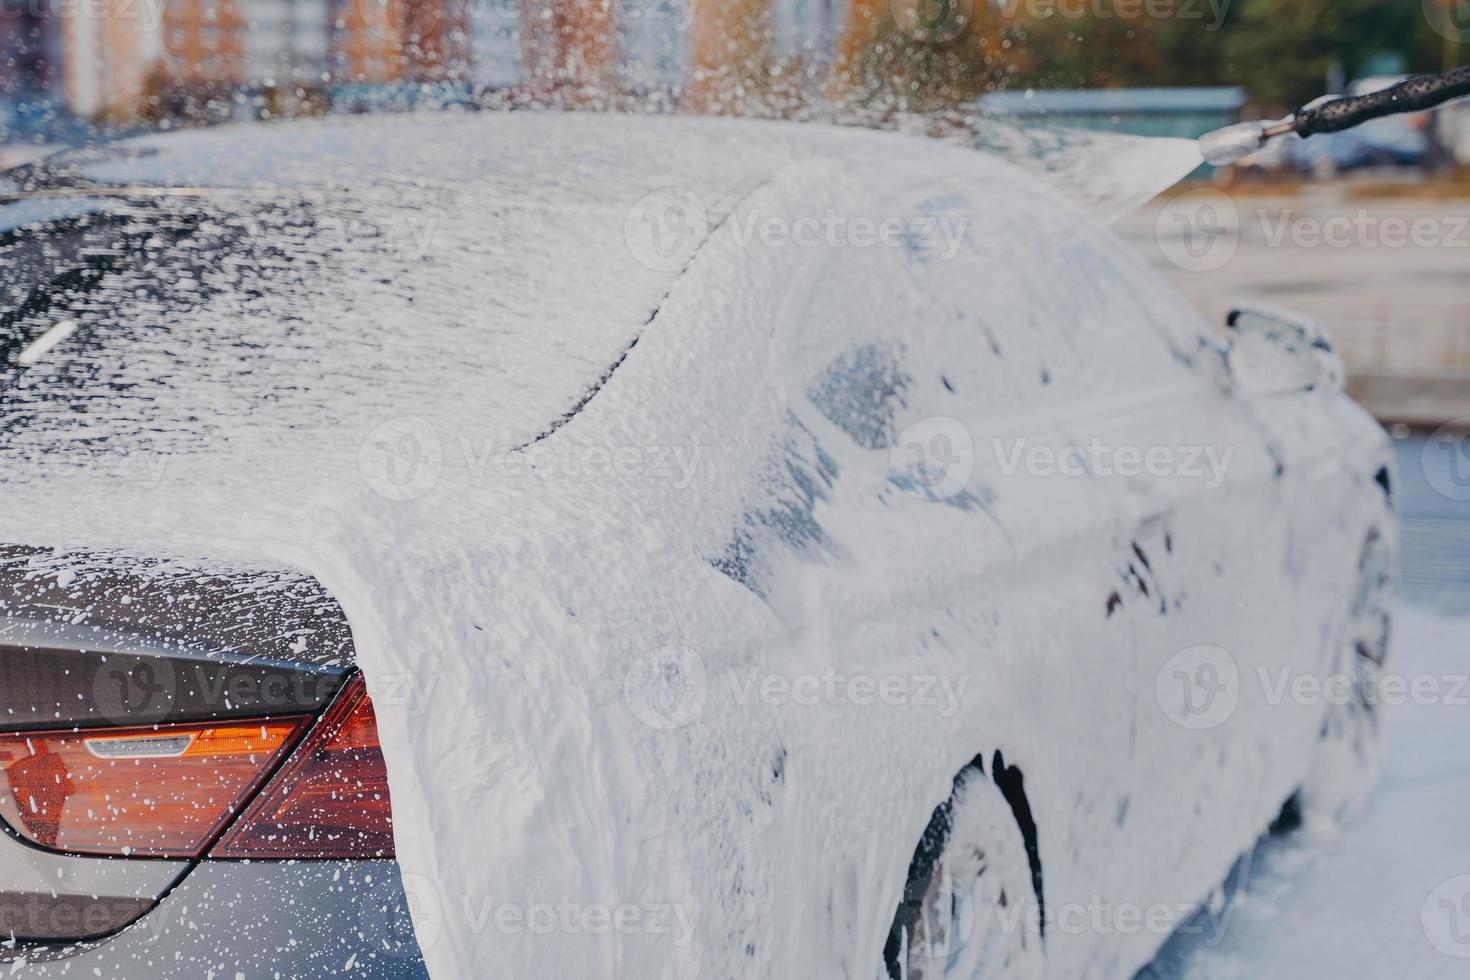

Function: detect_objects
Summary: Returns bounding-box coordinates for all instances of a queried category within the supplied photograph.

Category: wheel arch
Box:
[883,749,1047,977]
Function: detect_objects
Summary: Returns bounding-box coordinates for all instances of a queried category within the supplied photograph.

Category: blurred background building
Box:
[0,0,837,130]
[0,0,1465,158]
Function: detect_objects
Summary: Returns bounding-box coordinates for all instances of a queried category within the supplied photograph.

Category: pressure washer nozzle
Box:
[1200,67,1469,167]
[1197,120,1282,167]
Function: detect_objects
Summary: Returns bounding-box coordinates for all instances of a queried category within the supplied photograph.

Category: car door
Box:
[689,162,1375,977]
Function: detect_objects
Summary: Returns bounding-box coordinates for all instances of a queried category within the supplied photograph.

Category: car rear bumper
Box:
[3,860,428,978]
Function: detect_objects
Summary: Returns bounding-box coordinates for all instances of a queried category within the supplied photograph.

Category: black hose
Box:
[1294,66,1470,138]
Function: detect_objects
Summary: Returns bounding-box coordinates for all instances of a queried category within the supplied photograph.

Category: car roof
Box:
[12,110,957,196]
[1,112,1001,456]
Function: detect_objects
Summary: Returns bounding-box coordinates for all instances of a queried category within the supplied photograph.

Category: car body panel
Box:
[2,860,425,977]
[0,831,184,943]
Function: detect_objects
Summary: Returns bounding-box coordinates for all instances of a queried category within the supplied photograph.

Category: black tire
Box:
[885,764,1044,980]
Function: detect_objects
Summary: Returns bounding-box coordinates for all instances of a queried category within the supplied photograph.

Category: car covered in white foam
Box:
[0,113,1394,979]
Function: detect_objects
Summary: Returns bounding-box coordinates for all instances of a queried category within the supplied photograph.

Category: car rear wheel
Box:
[1299,527,1394,823]
[885,765,1043,980]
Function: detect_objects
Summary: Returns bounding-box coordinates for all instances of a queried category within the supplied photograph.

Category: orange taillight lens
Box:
[212,676,395,860]
[0,718,308,859]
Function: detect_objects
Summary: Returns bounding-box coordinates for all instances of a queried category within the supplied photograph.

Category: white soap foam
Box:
[0,112,1380,980]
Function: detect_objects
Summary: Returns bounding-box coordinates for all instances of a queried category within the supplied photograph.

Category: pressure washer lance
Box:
[1199,65,1470,167]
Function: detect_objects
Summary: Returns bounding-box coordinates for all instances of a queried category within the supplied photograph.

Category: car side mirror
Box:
[1224,305,1345,396]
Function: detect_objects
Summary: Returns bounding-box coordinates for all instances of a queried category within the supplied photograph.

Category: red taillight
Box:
[212,675,395,860]
[0,676,394,863]
[0,718,307,859]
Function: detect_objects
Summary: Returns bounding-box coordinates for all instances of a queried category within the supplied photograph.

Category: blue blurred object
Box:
[977,87,1247,177]
[978,87,1247,139]
[0,94,100,148]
